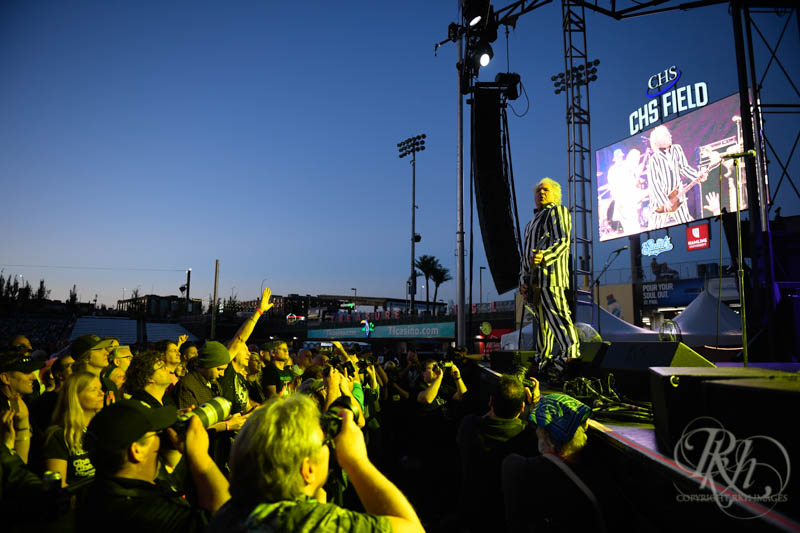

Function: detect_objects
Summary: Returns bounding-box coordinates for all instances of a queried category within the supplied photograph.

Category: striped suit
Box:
[519,203,580,365]
[646,145,699,227]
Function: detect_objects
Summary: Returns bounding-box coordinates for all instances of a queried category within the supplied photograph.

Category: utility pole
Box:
[479,266,486,305]
[210,260,219,339]
[185,268,191,313]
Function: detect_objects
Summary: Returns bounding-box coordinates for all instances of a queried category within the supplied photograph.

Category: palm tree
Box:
[414,255,440,313]
[431,264,453,316]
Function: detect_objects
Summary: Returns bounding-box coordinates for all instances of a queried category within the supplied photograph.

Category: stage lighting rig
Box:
[552,59,600,94]
[465,8,498,73]
[463,0,491,27]
[473,39,494,68]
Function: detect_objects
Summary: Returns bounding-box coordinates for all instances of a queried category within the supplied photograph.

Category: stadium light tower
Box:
[397,134,426,314]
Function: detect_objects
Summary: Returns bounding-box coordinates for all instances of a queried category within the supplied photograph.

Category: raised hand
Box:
[703,191,721,216]
[259,287,273,314]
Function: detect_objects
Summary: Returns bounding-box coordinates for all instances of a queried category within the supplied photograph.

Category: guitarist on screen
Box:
[646,125,708,228]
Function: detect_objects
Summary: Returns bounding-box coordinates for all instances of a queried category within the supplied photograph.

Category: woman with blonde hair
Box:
[42,370,104,486]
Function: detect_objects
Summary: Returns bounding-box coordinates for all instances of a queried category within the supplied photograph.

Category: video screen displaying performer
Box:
[596,93,750,241]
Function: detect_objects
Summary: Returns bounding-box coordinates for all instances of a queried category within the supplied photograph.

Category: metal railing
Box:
[597,259,735,285]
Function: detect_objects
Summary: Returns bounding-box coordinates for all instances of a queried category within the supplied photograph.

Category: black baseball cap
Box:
[71,334,115,358]
[0,351,45,374]
[87,399,177,453]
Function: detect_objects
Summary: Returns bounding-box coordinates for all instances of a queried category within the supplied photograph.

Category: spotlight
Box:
[463,0,490,27]
[473,41,493,67]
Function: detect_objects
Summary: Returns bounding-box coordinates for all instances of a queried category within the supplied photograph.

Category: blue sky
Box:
[1,1,798,308]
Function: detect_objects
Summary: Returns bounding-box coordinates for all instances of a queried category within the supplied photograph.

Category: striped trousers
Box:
[531,286,580,366]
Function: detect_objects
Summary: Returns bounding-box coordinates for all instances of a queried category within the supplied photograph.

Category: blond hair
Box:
[534,177,562,205]
[46,371,98,454]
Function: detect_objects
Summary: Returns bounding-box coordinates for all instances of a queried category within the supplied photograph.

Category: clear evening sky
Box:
[1,1,798,309]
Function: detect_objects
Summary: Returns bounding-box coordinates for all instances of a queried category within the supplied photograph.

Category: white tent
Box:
[672,290,742,346]
[500,303,660,350]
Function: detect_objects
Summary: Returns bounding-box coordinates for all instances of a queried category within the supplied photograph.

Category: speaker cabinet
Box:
[471,87,521,295]
[649,367,794,454]
[587,341,713,400]
[489,350,537,374]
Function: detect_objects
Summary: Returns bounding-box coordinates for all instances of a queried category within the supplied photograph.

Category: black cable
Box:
[0,263,185,272]
[505,24,510,72]
[564,375,654,424]
[509,81,531,118]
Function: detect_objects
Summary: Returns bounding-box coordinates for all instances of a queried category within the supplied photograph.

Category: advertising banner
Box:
[308,321,456,339]
[642,278,704,307]
[686,223,711,251]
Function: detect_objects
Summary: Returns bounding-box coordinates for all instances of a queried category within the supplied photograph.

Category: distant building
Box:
[117,294,202,318]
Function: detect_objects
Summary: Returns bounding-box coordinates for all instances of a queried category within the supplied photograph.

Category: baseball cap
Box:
[71,334,116,358]
[87,399,177,454]
[0,351,45,374]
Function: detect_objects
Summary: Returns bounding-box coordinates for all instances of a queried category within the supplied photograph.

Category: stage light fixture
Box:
[475,41,493,67]
[464,0,490,27]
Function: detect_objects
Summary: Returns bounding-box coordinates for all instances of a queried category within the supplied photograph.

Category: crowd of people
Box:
[0,287,613,532]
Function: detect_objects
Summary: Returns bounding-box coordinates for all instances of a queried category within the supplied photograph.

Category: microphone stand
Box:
[732,157,749,367]
[594,248,626,337]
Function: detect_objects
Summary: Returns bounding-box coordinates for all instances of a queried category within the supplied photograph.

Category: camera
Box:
[320,395,359,443]
[432,361,454,374]
[324,358,356,378]
[173,396,232,434]
[356,355,376,372]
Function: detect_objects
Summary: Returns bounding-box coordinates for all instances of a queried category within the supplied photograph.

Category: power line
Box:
[0,263,185,273]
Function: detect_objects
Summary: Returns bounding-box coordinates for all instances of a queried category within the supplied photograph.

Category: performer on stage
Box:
[646,125,707,228]
[607,148,647,234]
[519,178,580,382]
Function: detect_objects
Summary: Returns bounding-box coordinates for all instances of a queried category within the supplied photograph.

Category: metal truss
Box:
[560,0,596,314]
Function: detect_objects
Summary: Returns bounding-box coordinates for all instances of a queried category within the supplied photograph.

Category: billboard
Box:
[597,93,749,241]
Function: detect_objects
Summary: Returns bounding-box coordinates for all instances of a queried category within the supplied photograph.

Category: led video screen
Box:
[596,93,749,242]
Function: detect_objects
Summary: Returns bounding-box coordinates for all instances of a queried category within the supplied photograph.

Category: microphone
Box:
[612,245,628,254]
[721,149,756,159]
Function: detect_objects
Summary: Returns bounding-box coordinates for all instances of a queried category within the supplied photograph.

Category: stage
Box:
[477,359,800,531]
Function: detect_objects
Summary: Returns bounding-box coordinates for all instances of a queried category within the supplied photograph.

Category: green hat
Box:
[196,341,231,369]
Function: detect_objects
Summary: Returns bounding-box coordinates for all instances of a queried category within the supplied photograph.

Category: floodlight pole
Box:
[411,148,417,315]
[398,134,426,316]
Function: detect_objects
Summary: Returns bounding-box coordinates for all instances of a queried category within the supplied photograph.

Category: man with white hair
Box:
[519,178,580,383]
[207,394,423,533]
[647,124,707,227]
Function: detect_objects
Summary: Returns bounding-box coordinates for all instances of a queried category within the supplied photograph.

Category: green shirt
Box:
[207,496,392,533]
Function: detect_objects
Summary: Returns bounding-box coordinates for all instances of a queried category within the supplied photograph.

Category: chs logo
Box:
[629,65,708,135]
[647,66,681,97]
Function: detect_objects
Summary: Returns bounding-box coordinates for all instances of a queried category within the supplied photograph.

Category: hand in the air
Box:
[703,191,721,216]
[259,288,273,314]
